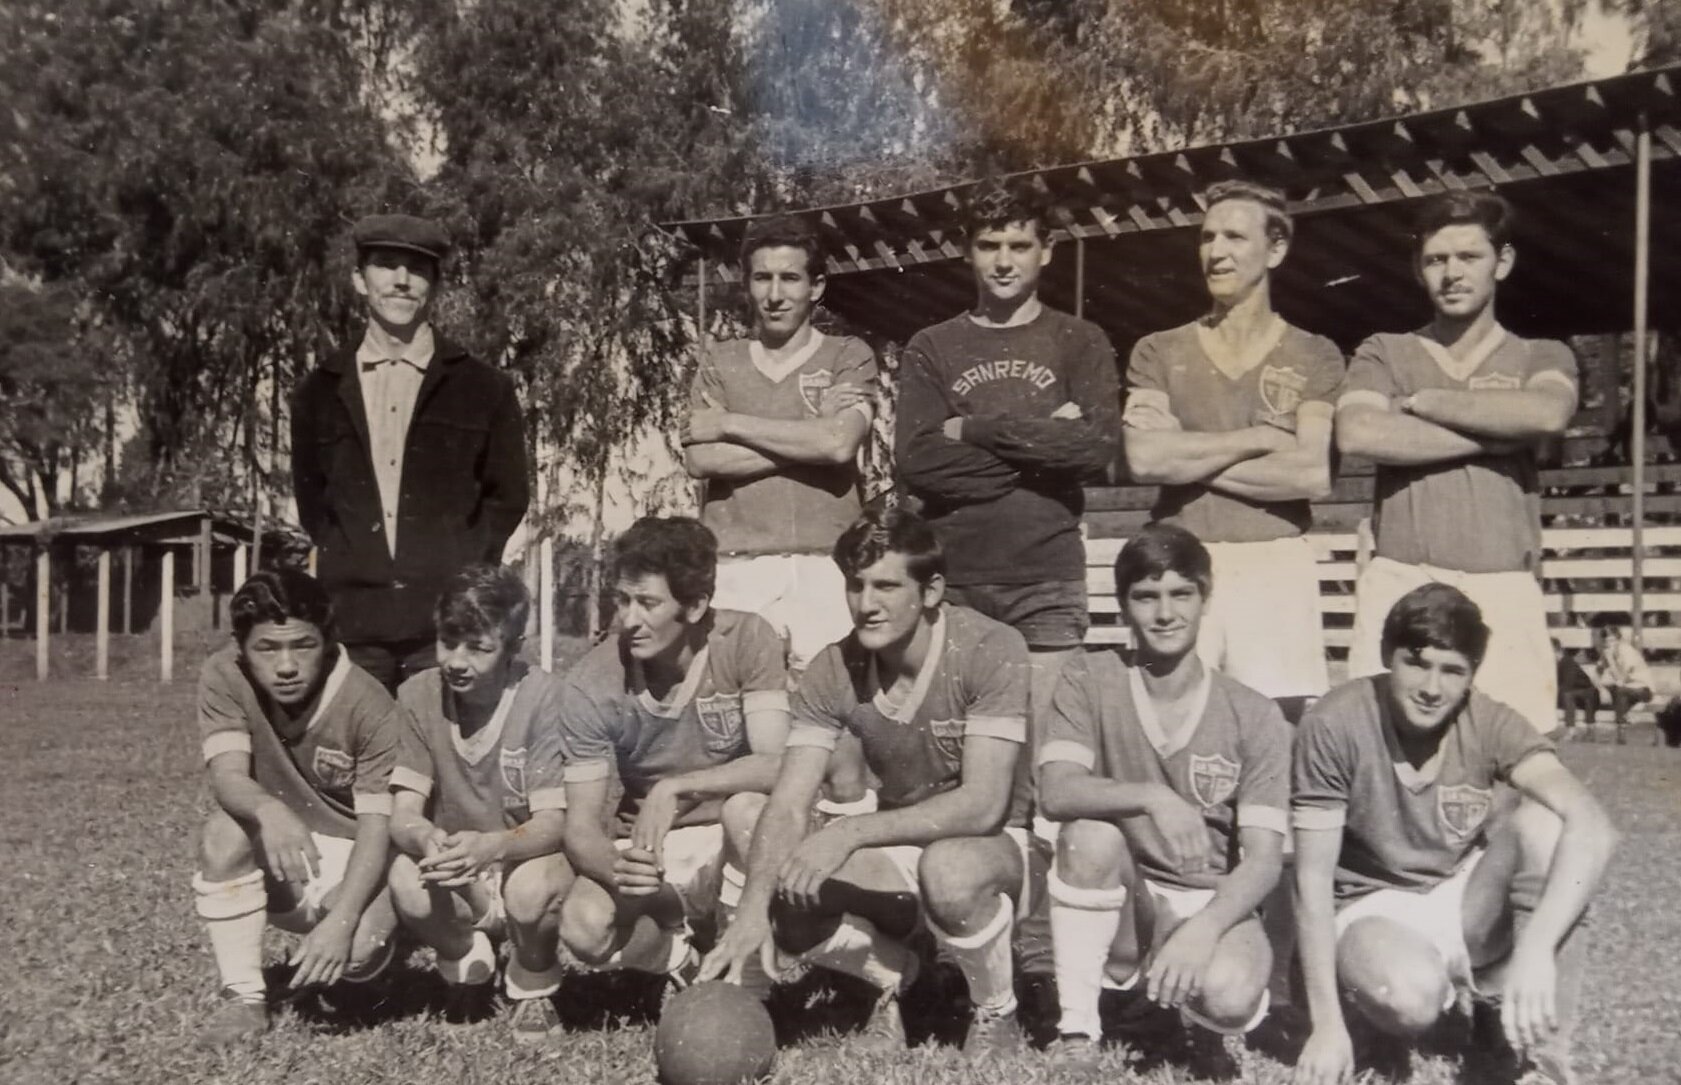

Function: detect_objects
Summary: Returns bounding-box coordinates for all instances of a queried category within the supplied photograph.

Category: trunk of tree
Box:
[585,445,610,641]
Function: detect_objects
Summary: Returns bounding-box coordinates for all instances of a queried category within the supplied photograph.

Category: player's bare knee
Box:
[1055,818,1129,887]
[1197,947,1271,1030]
[918,840,1009,931]
[197,810,255,879]
[1339,923,1449,1036]
[503,856,570,926]
[720,792,767,859]
[558,883,617,963]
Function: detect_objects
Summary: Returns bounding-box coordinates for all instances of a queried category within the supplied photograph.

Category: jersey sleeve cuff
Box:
[563,760,612,784]
[1292,805,1347,830]
[528,786,568,812]
[354,791,393,817]
[1121,389,1180,431]
[785,721,840,751]
[201,730,252,762]
[744,689,791,715]
[1237,803,1289,835]
[1036,739,1097,770]
[1527,370,1578,394]
[389,766,433,797]
[965,715,1026,743]
[1336,389,1391,412]
[845,401,875,422]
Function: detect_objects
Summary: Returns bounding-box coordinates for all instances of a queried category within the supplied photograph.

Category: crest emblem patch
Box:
[312,746,355,789]
[1189,753,1241,809]
[1437,783,1493,840]
[1258,364,1308,419]
[500,746,528,799]
[696,693,746,754]
[1468,371,1521,392]
[798,369,835,414]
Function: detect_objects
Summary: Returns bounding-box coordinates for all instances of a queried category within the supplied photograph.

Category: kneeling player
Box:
[388,564,573,1038]
[1293,585,1617,1085]
[701,507,1034,1055]
[1038,524,1289,1060]
[192,570,400,1046]
[557,517,790,987]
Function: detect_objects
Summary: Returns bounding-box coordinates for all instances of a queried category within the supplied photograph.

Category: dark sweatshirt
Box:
[895,307,1120,585]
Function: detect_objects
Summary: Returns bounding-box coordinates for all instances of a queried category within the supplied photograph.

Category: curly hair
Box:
[613,517,718,608]
[961,178,1049,242]
[435,563,530,647]
[832,506,945,587]
[230,569,335,645]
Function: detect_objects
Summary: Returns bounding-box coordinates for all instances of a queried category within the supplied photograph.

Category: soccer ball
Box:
[654,982,776,1085]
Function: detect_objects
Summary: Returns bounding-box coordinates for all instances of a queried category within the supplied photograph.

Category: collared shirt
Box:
[355,324,435,554]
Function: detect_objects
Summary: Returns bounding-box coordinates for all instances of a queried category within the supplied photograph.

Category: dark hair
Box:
[1380,583,1490,670]
[739,215,826,280]
[832,506,945,586]
[435,563,530,647]
[961,178,1049,243]
[1413,190,1514,254]
[1114,523,1213,600]
[613,516,717,608]
[1203,179,1293,244]
[230,570,335,645]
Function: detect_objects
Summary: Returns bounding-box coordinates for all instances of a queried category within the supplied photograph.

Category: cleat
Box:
[508,996,561,1042]
[199,988,268,1048]
[1044,1031,1104,1070]
[441,981,498,1028]
[963,1002,1025,1057]
[856,985,909,1053]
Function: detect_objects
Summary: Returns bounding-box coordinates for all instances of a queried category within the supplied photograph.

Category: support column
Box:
[233,544,248,591]
[540,535,555,673]
[96,549,111,680]
[35,545,49,682]
[122,546,134,635]
[160,548,175,683]
[1074,236,1086,319]
[1631,112,1651,644]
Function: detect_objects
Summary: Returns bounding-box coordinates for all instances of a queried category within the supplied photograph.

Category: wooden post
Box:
[307,547,318,577]
[1631,113,1651,644]
[160,548,175,683]
[233,544,248,591]
[199,514,215,627]
[96,549,111,680]
[1074,236,1086,320]
[122,546,134,635]
[540,535,555,673]
[35,545,49,682]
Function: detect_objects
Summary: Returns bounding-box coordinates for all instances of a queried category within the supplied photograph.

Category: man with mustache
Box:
[292,213,530,694]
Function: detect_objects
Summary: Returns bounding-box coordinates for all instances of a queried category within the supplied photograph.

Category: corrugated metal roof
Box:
[0,510,282,543]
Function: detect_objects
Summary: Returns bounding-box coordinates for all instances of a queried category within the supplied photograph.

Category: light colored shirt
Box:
[355,323,435,554]
[1597,638,1652,691]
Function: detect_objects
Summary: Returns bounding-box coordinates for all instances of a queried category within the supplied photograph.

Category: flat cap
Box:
[351,213,450,262]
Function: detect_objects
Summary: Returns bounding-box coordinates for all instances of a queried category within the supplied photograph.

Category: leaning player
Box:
[700,507,1035,1056]
[1039,524,1289,1063]
[1336,191,1578,733]
[682,214,877,677]
[556,517,790,988]
[1293,585,1617,1085]
[191,570,400,1046]
[387,564,573,1038]
[1123,179,1343,723]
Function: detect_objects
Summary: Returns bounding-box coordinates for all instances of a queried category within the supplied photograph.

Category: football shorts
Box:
[713,553,854,672]
[1196,537,1329,700]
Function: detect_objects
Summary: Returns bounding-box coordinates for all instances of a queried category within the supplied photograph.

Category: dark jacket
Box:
[290,333,529,643]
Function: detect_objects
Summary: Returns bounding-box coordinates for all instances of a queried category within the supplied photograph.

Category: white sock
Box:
[800,914,914,993]
[718,867,773,1002]
[505,957,563,1000]
[194,870,268,1002]
[437,929,496,986]
[932,893,1016,1016]
[1049,869,1128,1038]
[607,922,692,975]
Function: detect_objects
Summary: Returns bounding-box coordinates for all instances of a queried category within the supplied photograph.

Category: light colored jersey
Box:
[1125,320,1344,542]
[392,662,568,833]
[197,645,398,838]
[1292,675,1552,901]
[785,605,1031,826]
[559,609,789,815]
[692,332,877,557]
[1039,649,1291,891]
[1338,328,1577,573]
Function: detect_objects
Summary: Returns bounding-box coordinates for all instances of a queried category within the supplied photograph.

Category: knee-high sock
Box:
[798,914,915,994]
[1049,870,1127,1038]
[717,864,773,1001]
[505,957,563,1000]
[437,929,497,986]
[932,892,1017,1016]
[194,870,269,1002]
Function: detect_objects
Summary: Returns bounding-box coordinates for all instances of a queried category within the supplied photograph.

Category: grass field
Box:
[3,676,1679,1085]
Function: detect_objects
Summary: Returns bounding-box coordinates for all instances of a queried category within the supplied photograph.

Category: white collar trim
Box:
[1415,324,1506,383]
[1129,663,1212,760]
[749,330,825,384]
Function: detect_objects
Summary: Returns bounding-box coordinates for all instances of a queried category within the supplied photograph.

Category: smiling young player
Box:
[191,570,400,1047]
[387,564,573,1039]
[699,507,1035,1056]
[555,517,790,989]
[1292,585,1617,1085]
[1337,192,1578,734]
[1037,524,1289,1063]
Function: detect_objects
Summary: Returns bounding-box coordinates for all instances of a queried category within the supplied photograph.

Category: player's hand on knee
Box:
[614,845,664,897]
[256,802,319,886]
[1146,913,1219,1008]
[1147,789,1213,875]
[290,913,354,989]
[777,827,851,912]
[1501,945,1559,1051]
[631,784,679,868]
[422,830,505,886]
[1294,1025,1355,1085]
[699,908,770,985]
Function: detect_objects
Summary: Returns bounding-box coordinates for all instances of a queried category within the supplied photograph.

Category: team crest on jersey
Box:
[1437,783,1493,840]
[1468,371,1521,392]
[799,369,834,414]
[1258,365,1308,419]
[312,746,355,789]
[696,693,746,754]
[500,746,528,800]
[1189,753,1240,809]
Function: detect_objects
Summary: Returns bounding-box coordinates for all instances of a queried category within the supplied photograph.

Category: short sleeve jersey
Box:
[1125,321,1345,542]
[785,605,1031,827]
[392,662,568,833]
[1293,675,1553,901]
[1039,649,1292,890]
[559,609,789,816]
[197,645,398,838]
[693,332,877,557]
[1338,328,1578,572]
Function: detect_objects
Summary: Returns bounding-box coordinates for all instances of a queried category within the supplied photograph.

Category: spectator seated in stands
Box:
[1554,637,1600,739]
[1590,617,1653,745]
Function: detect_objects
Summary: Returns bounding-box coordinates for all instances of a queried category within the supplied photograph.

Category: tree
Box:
[0,282,110,517]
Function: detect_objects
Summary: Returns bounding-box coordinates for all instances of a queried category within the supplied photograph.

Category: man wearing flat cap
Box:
[291,213,530,692]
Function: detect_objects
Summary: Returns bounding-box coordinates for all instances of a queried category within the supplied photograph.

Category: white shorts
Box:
[1335,850,1485,998]
[617,824,726,921]
[270,832,354,931]
[1349,557,1555,733]
[875,825,1035,922]
[713,553,853,671]
[1197,537,1330,699]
